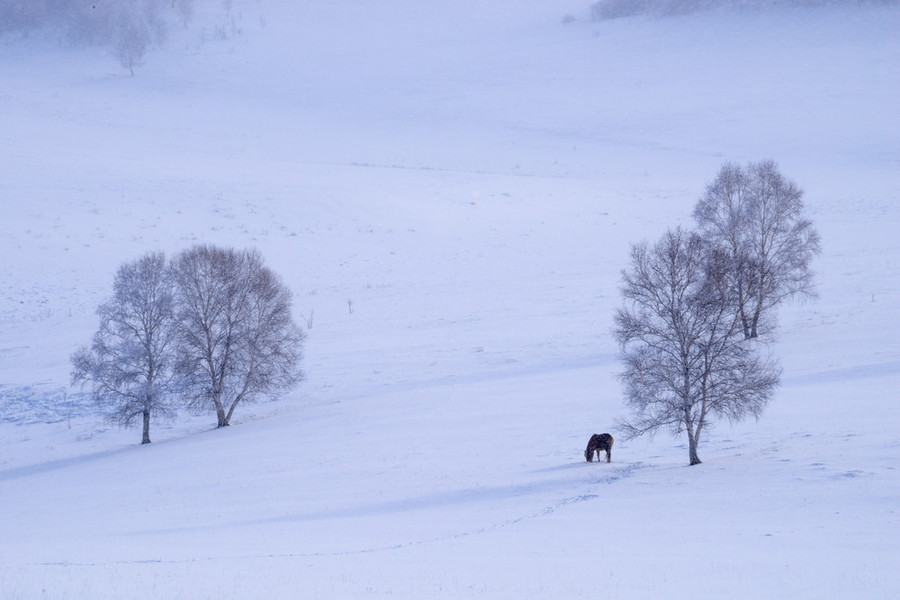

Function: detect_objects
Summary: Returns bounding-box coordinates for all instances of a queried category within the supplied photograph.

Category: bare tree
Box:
[170,245,305,428]
[71,252,176,444]
[614,227,781,465]
[113,13,150,77]
[693,160,821,339]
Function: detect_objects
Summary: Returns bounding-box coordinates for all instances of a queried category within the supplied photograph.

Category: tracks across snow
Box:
[27,461,649,566]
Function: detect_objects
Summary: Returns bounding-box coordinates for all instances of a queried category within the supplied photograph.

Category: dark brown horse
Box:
[584,433,613,463]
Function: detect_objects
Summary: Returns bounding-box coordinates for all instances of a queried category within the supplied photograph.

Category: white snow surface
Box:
[1,0,899,597]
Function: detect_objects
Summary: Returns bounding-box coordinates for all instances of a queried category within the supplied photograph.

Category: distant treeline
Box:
[592,0,898,20]
[0,0,195,73]
[0,1,194,40]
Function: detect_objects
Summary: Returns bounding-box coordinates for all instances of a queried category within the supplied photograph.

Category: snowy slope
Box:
[1,1,899,597]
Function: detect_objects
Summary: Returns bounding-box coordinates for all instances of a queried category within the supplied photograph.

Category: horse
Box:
[584,433,614,463]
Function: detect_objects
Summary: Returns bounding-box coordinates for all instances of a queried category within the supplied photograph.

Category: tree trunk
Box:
[141,409,152,444]
[737,290,752,339]
[740,308,752,340]
[213,388,229,427]
[749,303,762,339]
[221,399,240,428]
[686,421,702,466]
[215,404,229,428]
[689,439,702,465]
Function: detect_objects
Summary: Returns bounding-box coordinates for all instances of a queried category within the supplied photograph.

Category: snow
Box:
[1,0,899,597]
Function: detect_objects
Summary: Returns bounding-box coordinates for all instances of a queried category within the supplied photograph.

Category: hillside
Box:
[1,1,898,597]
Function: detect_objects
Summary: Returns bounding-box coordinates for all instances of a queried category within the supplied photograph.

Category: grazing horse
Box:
[584,433,614,463]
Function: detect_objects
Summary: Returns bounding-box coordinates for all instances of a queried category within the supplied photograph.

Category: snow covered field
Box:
[1,0,898,597]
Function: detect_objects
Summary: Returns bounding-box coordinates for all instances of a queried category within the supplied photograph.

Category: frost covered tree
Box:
[614,227,781,465]
[71,252,177,444]
[170,245,305,428]
[693,160,821,339]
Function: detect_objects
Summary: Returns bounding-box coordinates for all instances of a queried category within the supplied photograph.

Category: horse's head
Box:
[584,448,594,462]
